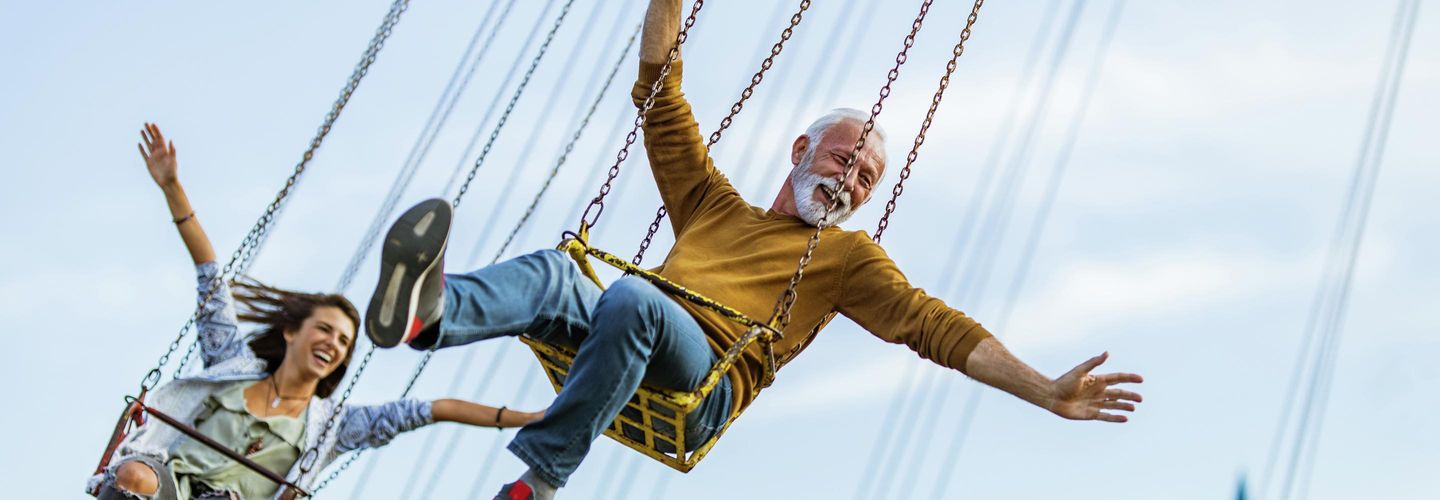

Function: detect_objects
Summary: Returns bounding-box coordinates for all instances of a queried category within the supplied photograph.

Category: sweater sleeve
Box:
[333,399,434,455]
[835,235,992,374]
[632,60,735,232]
[194,261,249,368]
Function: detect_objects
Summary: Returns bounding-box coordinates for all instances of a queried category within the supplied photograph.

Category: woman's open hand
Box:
[138,122,178,188]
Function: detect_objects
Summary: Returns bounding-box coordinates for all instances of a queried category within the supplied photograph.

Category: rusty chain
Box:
[632,0,813,265]
[152,0,410,387]
[768,0,936,333]
[578,0,704,232]
[873,0,984,243]
[303,0,587,492]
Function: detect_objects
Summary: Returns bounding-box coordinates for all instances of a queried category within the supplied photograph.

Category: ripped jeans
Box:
[436,249,733,488]
[96,456,178,500]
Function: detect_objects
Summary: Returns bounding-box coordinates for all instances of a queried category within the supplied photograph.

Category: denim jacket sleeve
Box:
[333,399,434,455]
[195,261,249,368]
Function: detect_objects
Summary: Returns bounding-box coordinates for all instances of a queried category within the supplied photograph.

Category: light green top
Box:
[167,381,307,499]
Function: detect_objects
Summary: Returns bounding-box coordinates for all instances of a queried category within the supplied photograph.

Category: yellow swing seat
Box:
[519,230,780,472]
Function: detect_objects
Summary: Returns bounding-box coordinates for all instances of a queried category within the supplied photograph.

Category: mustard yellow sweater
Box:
[633,61,991,417]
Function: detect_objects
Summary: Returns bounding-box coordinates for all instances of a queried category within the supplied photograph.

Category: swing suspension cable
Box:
[769,0,953,334]
[869,3,1084,497]
[853,0,1064,495]
[925,4,1124,498]
[462,0,639,268]
[1265,2,1417,498]
[335,0,520,294]
[356,9,646,497]
[440,0,558,198]
[632,0,813,265]
[575,0,706,232]
[872,0,983,243]
[413,21,648,500]
[731,0,874,197]
[148,0,410,387]
[302,0,585,490]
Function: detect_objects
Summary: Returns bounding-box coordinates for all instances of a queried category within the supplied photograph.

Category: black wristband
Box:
[173,211,196,225]
[495,406,506,429]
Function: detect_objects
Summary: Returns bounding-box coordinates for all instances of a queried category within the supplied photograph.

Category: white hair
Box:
[802,108,888,185]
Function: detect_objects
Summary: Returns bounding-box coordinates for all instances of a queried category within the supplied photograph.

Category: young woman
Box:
[86,123,542,499]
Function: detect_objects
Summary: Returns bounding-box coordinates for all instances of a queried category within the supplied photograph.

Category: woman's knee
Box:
[114,460,160,496]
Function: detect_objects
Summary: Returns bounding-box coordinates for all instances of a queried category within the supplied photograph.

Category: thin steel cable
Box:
[408,345,513,499]
[335,0,518,294]
[926,3,1124,496]
[307,0,583,491]
[393,9,643,499]
[1276,2,1419,498]
[1258,2,1415,497]
[461,1,637,267]
[465,369,542,498]
[342,6,644,497]
[441,0,562,197]
[732,0,875,196]
[629,0,815,265]
[871,3,1084,497]
[853,1,1061,495]
[607,455,646,500]
[161,0,412,384]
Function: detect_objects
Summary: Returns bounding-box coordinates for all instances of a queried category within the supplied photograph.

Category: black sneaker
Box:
[365,198,451,348]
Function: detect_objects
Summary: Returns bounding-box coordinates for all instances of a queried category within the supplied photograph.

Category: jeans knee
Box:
[592,277,665,339]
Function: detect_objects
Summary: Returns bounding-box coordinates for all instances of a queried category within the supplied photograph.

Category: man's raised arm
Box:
[633,0,735,233]
[641,0,683,64]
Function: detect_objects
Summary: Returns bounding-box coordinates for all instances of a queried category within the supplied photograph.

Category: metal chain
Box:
[631,0,813,265]
[873,0,983,243]
[293,344,376,485]
[768,0,935,333]
[451,0,580,211]
[333,0,512,295]
[318,18,647,495]
[303,0,585,493]
[577,0,704,231]
[493,23,643,264]
[152,0,410,386]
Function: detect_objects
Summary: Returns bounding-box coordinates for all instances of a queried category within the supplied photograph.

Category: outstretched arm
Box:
[139,122,215,265]
[964,339,1143,422]
[432,399,544,428]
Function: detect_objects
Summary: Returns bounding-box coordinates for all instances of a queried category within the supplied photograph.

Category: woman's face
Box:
[282,306,356,380]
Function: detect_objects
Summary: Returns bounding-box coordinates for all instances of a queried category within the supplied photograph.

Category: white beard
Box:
[789,152,857,228]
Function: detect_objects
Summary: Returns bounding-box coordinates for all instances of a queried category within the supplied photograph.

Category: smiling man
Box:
[363,1,1144,498]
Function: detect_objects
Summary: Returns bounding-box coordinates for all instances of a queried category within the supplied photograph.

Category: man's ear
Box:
[791,135,810,166]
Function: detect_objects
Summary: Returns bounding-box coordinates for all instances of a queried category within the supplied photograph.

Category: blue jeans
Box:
[437,249,733,487]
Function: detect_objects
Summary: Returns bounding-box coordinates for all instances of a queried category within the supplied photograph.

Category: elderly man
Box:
[363,1,1144,498]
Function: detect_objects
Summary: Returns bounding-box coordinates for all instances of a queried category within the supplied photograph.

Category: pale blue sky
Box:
[1,0,1436,499]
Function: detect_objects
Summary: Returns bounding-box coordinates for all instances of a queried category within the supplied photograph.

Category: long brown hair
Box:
[233,278,360,399]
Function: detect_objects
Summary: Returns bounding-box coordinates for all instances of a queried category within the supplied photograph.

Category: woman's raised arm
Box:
[139,122,215,265]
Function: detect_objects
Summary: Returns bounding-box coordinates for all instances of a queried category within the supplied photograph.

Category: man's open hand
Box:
[1049,352,1143,423]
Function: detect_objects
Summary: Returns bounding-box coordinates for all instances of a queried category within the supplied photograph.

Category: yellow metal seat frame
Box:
[519,227,780,472]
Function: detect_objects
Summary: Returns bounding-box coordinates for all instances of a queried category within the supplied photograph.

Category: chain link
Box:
[452,0,580,211]
[578,0,704,231]
[492,23,643,265]
[873,0,983,243]
[155,0,410,386]
[631,0,812,265]
[768,0,934,333]
[303,0,587,493]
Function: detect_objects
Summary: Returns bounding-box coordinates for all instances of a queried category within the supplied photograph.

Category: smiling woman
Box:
[86,124,548,500]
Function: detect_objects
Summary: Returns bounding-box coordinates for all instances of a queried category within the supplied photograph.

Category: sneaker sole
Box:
[366,199,451,348]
